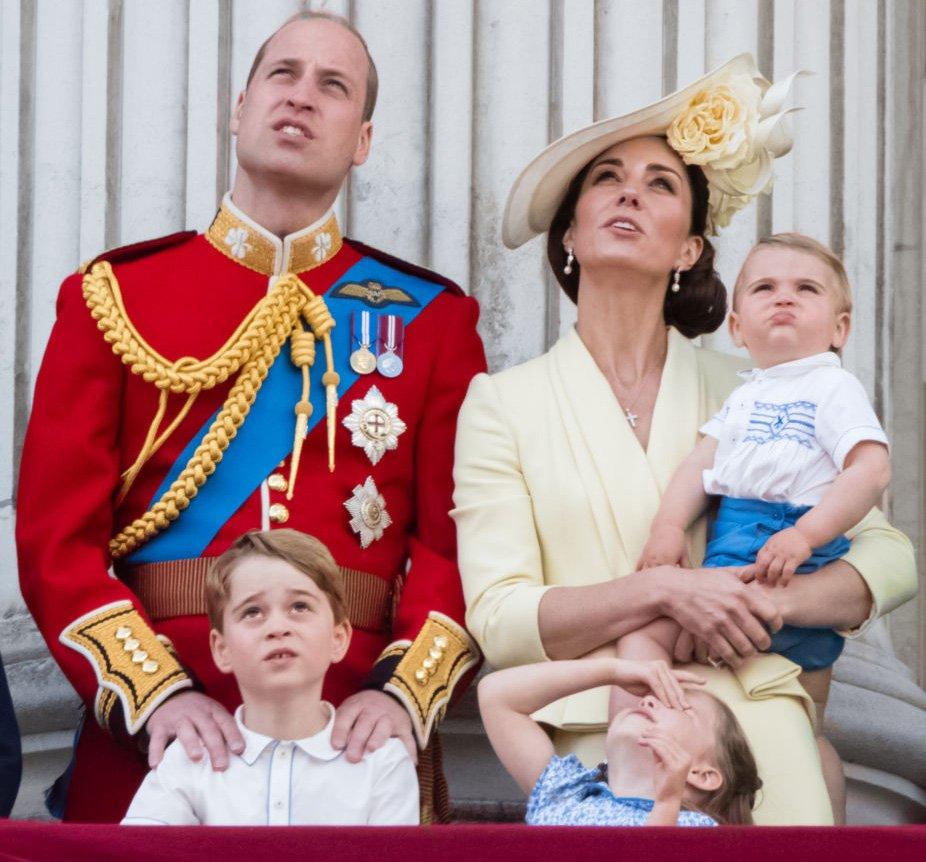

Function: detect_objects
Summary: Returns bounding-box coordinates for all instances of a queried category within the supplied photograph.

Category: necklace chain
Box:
[611,364,661,429]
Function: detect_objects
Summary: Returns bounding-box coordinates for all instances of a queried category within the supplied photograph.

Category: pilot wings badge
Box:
[331,279,421,309]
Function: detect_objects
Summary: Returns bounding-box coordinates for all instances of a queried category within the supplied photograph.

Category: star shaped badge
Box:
[342,385,407,465]
[344,476,392,549]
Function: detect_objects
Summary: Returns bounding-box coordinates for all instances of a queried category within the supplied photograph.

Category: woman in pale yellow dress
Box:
[452,55,916,825]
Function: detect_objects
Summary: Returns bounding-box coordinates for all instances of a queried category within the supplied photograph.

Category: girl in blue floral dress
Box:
[479,657,760,825]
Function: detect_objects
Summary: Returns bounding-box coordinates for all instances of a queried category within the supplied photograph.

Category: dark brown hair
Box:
[546,145,727,338]
[206,529,348,631]
[695,695,763,825]
[245,10,379,122]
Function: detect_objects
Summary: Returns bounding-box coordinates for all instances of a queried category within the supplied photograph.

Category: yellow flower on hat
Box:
[668,69,804,233]
[668,77,761,171]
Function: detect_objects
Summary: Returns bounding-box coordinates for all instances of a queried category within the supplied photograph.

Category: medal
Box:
[342,385,407,465]
[376,314,404,378]
[349,310,376,375]
[344,476,392,548]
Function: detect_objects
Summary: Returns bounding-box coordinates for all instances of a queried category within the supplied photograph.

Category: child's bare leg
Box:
[610,619,682,717]
[801,668,845,825]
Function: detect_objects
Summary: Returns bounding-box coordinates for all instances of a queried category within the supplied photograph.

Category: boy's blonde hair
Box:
[205,529,348,631]
[733,232,853,314]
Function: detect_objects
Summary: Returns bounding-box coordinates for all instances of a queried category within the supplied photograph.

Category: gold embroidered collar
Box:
[206,194,343,276]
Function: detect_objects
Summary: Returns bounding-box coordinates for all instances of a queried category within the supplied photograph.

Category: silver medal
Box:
[376,314,404,378]
[376,350,403,378]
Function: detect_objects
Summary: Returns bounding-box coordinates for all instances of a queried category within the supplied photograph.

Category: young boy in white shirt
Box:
[615,233,891,824]
[122,529,419,825]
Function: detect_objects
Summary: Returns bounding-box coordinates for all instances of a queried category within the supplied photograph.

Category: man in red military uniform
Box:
[16,11,484,823]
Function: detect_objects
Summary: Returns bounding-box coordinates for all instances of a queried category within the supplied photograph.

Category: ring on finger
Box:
[707,656,724,668]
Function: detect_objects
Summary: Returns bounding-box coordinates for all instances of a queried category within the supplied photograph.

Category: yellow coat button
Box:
[269,503,290,524]
[267,473,288,493]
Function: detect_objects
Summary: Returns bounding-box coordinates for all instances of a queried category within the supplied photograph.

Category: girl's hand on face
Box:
[611,659,706,711]
[638,729,692,802]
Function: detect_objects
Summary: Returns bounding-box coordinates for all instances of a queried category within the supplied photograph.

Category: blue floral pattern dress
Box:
[525,755,717,827]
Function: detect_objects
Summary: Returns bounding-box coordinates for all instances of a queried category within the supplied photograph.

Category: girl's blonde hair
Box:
[696,694,763,825]
[734,232,853,314]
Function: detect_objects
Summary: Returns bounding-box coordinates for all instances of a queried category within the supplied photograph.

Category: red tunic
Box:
[16,201,486,822]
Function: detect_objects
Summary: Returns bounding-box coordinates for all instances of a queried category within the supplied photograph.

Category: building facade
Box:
[1,0,923,821]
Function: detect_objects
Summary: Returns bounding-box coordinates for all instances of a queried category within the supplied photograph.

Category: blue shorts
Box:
[703,496,847,671]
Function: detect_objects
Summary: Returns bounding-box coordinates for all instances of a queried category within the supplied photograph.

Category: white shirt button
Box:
[273,800,284,810]
[277,748,288,759]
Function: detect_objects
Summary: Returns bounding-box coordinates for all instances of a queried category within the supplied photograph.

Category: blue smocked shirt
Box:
[525,755,717,827]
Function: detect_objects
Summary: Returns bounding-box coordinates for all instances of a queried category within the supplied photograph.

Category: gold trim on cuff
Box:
[384,612,479,748]
[60,601,192,735]
[376,640,412,665]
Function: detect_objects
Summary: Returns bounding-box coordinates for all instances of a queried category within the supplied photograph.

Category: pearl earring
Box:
[671,268,681,293]
[564,248,575,275]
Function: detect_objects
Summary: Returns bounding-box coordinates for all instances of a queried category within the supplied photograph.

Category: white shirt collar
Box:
[235,702,342,765]
[737,351,841,382]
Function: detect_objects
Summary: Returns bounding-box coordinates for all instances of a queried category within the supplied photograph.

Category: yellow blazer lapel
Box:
[646,328,704,492]
[549,328,661,573]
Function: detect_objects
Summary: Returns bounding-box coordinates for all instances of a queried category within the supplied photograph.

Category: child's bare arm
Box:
[478,659,704,795]
[754,441,890,585]
[639,436,718,569]
[796,441,890,547]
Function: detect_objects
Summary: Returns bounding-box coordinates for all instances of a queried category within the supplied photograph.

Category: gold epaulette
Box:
[60,600,193,735]
[384,612,480,748]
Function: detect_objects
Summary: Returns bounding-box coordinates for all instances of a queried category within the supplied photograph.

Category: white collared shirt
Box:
[700,352,888,506]
[121,703,419,826]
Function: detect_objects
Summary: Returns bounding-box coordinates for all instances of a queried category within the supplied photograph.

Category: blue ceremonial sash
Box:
[128,255,445,563]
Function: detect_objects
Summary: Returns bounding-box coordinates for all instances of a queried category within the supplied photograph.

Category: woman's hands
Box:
[610,658,705,710]
[650,564,783,668]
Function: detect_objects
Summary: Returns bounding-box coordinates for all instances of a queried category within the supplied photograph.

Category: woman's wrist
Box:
[645,566,679,619]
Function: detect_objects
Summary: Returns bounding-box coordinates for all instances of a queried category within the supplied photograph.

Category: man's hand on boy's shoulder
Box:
[331,690,417,765]
[145,691,245,770]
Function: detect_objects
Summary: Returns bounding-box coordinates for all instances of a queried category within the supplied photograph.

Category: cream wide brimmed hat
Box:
[502,53,803,249]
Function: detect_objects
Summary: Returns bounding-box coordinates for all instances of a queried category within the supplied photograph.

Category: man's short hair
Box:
[733,232,853,314]
[245,10,378,122]
[206,529,348,630]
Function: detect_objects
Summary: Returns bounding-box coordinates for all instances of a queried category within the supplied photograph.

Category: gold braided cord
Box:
[84,265,332,561]
[287,325,316,500]
[84,261,275,393]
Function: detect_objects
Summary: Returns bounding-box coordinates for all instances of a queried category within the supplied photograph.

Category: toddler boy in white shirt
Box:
[616,233,890,824]
[122,529,419,825]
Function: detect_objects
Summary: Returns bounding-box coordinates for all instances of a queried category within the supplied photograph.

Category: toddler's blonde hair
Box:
[733,233,852,315]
